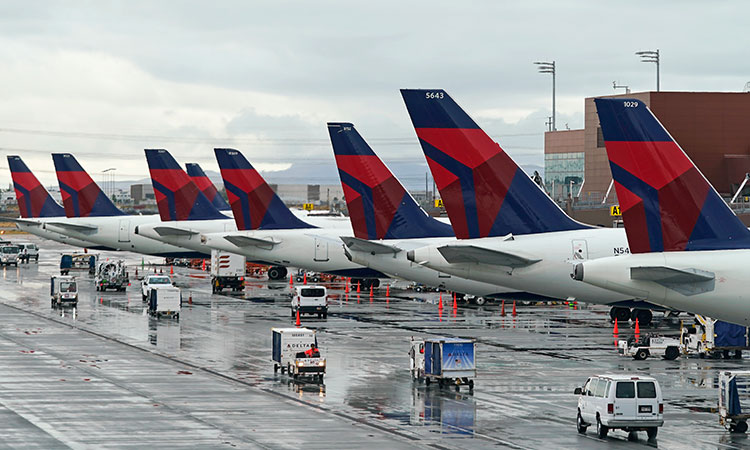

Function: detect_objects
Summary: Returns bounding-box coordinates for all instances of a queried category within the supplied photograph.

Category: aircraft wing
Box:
[46,222,99,233]
[630,266,715,296]
[5,217,42,225]
[222,235,280,248]
[340,236,402,255]
[151,226,199,237]
[437,245,541,268]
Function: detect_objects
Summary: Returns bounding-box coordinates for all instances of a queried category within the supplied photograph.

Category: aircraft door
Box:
[572,239,588,260]
[118,220,130,242]
[314,238,329,262]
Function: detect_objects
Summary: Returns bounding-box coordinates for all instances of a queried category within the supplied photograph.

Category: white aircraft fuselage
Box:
[575,250,750,326]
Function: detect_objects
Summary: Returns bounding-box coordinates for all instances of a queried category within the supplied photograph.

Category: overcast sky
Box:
[0,1,747,187]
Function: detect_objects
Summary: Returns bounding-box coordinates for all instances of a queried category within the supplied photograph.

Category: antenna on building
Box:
[613,81,631,94]
[545,116,553,132]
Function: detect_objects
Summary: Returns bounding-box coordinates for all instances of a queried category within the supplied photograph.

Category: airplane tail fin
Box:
[7,155,65,218]
[185,163,232,211]
[400,88,589,239]
[51,153,124,217]
[328,122,453,239]
[214,148,314,230]
[595,98,750,252]
[144,149,228,221]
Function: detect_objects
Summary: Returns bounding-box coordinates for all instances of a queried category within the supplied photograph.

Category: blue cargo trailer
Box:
[422,337,476,391]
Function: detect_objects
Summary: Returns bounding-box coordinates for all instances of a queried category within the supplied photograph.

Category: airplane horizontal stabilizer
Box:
[437,245,540,268]
[340,236,402,255]
[151,226,199,237]
[630,266,715,296]
[222,235,280,248]
[46,222,99,232]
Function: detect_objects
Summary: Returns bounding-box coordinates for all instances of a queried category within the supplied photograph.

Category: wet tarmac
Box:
[1,236,749,448]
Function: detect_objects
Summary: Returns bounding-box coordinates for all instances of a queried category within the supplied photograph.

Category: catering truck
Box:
[271,327,325,381]
[413,337,476,391]
[210,250,246,293]
[147,285,181,318]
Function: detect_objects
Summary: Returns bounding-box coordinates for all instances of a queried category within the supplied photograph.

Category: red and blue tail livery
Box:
[145,149,228,222]
[51,153,124,217]
[328,122,453,240]
[401,88,588,239]
[185,163,232,211]
[596,98,750,253]
[214,148,314,230]
[8,155,65,218]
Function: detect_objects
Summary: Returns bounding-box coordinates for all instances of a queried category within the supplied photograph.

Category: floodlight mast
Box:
[635,49,660,91]
[534,61,556,131]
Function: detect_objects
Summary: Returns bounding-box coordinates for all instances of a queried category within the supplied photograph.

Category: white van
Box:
[575,374,663,440]
[291,286,328,319]
[17,243,39,262]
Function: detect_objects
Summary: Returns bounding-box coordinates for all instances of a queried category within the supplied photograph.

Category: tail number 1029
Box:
[624,101,639,108]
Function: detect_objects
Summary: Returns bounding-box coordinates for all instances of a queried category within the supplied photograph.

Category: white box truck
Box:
[271,327,325,381]
[211,249,246,293]
[147,285,181,318]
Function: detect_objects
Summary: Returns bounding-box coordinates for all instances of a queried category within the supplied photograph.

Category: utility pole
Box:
[635,49,660,91]
[534,61,556,131]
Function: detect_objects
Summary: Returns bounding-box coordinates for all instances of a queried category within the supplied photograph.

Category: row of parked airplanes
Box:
[8,89,747,327]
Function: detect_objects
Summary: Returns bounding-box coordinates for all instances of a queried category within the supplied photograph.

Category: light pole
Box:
[635,49,660,91]
[534,61,556,131]
[102,168,116,201]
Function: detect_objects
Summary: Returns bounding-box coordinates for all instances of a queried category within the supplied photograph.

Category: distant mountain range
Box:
[108,162,544,193]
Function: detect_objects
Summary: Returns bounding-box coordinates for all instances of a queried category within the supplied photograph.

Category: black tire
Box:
[732,421,749,434]
[455,384,460,392]
[635,309,653,326]
[291,309,296,317]
[736,350,743,359]
[318,374,324,382]
[596,416,608,439]
[615,307,631,322]
[425,377,431,386]
[474,297,486,306]
[267,266,282,280]
[323,313,327,319]
[634,348,649,360]
[468,379,474,390]
[664,346,680,360]
[274,364,278,373]
[647,427,659,439]
[577,411,588,434]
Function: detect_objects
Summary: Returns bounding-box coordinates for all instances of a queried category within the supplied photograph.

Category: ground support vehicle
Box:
[291,286,328,319]
[210,250,245,293]
[0,244,20,266]
[60,253,97,275]
[682,316,749,359]
[147,285,181,318]
[719,371,750,433]
[141,274,173,300]
[271,327,325,381]
[17,242,39,262]
[417,337,475,391]
[618,334,681,361]
[575,374,663,440]
[50,275,78,308]
[95,260,129,292]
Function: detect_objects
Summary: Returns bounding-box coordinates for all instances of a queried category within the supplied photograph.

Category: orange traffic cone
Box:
[385,285,390,297]
[635,317,640,334]
[345,278,350,293]
[295,308,301,327]
[613,318,619,334]
[170,265,174,275]
[438,293,443,310]
[201,259,206,271]
[501,300,506,316]
[303,272,307,285]
[188,293,193,305]
[356,281,361,293]
[369,285,373,297]
[452,293,457,310]
[512,301,517,317]
[289,274,293,286]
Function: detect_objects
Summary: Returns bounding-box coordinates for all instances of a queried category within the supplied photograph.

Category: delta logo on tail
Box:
[595,98,750,253]
[145,150,228,222]
[328,122,452,240]
[51,153,124,217]
[401,89,588,240]
[186,163,232,211]
[214,148,314,230]
[8,155,65,218]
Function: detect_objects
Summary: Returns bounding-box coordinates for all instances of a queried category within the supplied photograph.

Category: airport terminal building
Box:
[545,91,750,224]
